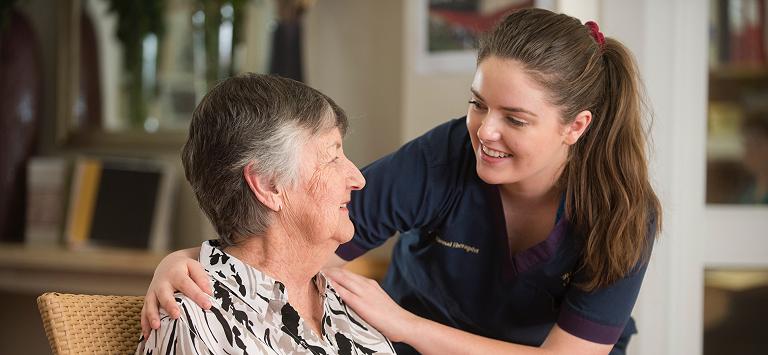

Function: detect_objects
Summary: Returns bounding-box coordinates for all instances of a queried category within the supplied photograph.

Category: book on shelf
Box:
[64,157,176,252]
[710,0,768,69]
[25,157,71,247]
[65,158,101,246]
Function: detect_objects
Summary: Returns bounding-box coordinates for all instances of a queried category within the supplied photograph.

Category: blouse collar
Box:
[199,240,328,314]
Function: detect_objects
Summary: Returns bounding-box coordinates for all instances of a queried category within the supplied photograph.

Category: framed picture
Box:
[65,157,176,252]
[412,0,555,73]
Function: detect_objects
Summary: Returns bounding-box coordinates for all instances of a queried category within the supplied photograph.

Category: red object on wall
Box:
[0,9,42,242]
[428,2,533,35]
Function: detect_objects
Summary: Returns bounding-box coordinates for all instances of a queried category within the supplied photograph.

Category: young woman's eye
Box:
[468,100,486,111]
[506,116,527,127]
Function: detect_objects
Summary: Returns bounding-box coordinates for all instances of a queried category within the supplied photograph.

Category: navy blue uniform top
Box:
[336,118,650,354]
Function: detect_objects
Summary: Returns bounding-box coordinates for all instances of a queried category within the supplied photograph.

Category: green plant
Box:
[197,0,247,87]
[106,0,166,128]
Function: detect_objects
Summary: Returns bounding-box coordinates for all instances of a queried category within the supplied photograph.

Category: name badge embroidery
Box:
[435,236,480,254]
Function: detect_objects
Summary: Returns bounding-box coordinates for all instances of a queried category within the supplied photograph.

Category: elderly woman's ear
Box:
[244,163,282,212]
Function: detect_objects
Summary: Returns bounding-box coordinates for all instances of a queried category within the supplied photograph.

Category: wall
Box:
[401,1,477,142]
[307,0,474,150]
[304,0,405,167]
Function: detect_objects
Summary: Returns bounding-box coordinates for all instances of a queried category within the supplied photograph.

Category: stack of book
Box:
[710,0,768,69]
[25,156,176,252]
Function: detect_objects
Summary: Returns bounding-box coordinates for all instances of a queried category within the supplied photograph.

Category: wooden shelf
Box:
[0,243,165,296]
[0,243,165,273]
[0,243,391,296]
[710,67,768,80]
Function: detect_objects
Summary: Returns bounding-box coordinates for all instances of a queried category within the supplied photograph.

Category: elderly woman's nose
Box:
[346,160,366,190]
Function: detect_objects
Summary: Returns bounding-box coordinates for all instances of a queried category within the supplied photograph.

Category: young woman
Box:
[141,8,661,355]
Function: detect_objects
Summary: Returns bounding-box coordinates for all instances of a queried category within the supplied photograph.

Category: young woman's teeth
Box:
[482,145,511,158]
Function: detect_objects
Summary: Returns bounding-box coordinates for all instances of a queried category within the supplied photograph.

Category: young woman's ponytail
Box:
[564,38,662,290]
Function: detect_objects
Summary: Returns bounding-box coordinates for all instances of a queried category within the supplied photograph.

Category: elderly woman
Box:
[136,74,395,354]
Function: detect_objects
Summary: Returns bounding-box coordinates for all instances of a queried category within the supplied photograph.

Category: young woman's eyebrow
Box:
[470,88,538,117]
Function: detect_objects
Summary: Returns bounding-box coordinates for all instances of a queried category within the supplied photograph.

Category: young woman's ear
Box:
[243,163,282,212]
[564,110,593,145]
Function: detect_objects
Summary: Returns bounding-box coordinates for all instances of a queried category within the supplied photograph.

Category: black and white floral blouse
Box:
[136,240,396,355]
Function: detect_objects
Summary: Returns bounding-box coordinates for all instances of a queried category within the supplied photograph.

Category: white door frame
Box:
[603,1,708,354]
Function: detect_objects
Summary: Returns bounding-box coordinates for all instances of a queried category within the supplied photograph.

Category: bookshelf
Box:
[706,0,768,204]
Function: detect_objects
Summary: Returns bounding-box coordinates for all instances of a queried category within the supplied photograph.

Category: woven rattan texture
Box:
[37,292,144,355]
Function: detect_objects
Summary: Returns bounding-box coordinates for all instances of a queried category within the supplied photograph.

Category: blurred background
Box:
[0,0,766,354]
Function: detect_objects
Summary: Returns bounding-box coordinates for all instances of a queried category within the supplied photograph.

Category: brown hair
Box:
[478,8,662,291]
[183,73,347,247]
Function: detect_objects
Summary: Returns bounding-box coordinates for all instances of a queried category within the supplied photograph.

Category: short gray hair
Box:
[182,73,348,247]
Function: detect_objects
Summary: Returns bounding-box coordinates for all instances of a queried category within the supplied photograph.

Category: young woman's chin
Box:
[475,166,521,186]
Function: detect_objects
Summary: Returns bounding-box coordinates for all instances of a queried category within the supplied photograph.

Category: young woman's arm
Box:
[140,247,208,337]
[324,268,612,355]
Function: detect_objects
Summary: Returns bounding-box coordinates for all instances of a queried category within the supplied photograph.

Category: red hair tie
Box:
[585,21,605,49]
